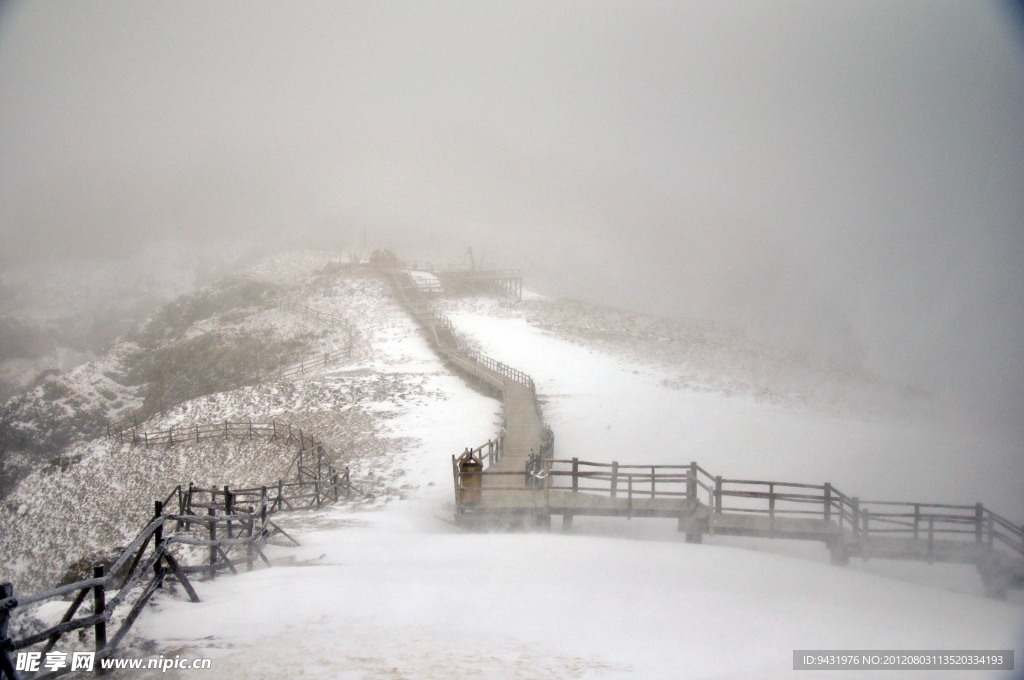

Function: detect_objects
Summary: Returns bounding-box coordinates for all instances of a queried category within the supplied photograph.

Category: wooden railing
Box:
[401,261,522,278]
[545,459,691,500]
[526,457,1024,559]
[103,419,354,515]
[454,425,555,503]
[451,438,504,507]
[387,263,555,512]
[1,499,271,680]
[1,422,354,679]
[388,268,537,392]
[108,419,328,451]
[402,256,1024,569]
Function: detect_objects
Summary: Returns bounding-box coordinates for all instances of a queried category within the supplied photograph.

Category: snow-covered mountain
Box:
[0,246,226,404]
[2,253,1021,678]
[0,253,353,496]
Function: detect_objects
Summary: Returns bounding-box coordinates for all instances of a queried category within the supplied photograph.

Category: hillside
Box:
[0,252,366,497]
[0,252,484,591]
[120,263,1021,679]
[3,254,1021,678]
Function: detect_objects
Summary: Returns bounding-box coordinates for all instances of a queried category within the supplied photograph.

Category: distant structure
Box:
[403,249,523,300]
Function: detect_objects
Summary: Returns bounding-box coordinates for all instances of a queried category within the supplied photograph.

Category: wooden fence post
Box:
[571,458,579,493]
[714,476,723,514]
[0,583,17,680]
[975,503,984,544]
[852,497,861,541]
[823,483,832,521]
[927,515,935,563]
[610,461,618,498]
[650,466,656,499]
[92,565,107,671]
[246,516,254,572]
[687,462,697,501]
[208,507,217,579]
[153,501,164,582]
[224,486,233,539]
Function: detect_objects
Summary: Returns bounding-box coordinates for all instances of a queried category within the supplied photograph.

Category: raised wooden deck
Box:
[385,262,1024,597]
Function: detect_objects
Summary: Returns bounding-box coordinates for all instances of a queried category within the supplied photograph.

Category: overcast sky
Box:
[1,1,1022,429]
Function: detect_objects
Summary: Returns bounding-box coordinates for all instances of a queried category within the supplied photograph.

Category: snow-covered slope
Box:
[132,513,1022,679]
[4,259,1020,678]
[0,245,219,403]
[0,254,499,592]
[0,253,354,494]
[113,279,1023,679]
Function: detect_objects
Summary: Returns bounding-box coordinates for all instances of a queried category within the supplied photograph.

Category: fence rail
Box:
[1,421,353,680]
[389,269,538,392]
[511,457,1024,560]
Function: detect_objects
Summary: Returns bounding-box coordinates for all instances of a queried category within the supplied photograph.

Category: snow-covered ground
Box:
[122,283,1023,679]
[0,256,489,591]
[442,296,1024,521]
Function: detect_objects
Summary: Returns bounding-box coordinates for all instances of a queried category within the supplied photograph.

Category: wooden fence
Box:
[401,262,524,300]
[389,269,535,392]
[388,264,556,511]
[451,438,504,507]
[1,422,353,680]
[530,457,1024,559]
[452,425,555,505]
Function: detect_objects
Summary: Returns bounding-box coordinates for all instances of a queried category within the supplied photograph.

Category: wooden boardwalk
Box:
[387,263,1024,597]
[461,454,1024,595]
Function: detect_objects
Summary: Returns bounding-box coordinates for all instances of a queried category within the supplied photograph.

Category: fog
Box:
[1,1,1022,432]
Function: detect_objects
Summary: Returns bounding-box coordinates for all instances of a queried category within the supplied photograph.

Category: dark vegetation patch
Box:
[133,327,316,416]
[0,276,327,491]
[131,277,282,346]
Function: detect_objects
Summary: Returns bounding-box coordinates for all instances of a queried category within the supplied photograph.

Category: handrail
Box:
[2,417,356,678]
[399,256,1024,585]
[390,268,536,390]
[497,457,1024,559]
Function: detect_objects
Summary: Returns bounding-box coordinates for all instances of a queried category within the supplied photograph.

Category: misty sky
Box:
[1,1,1022,429]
